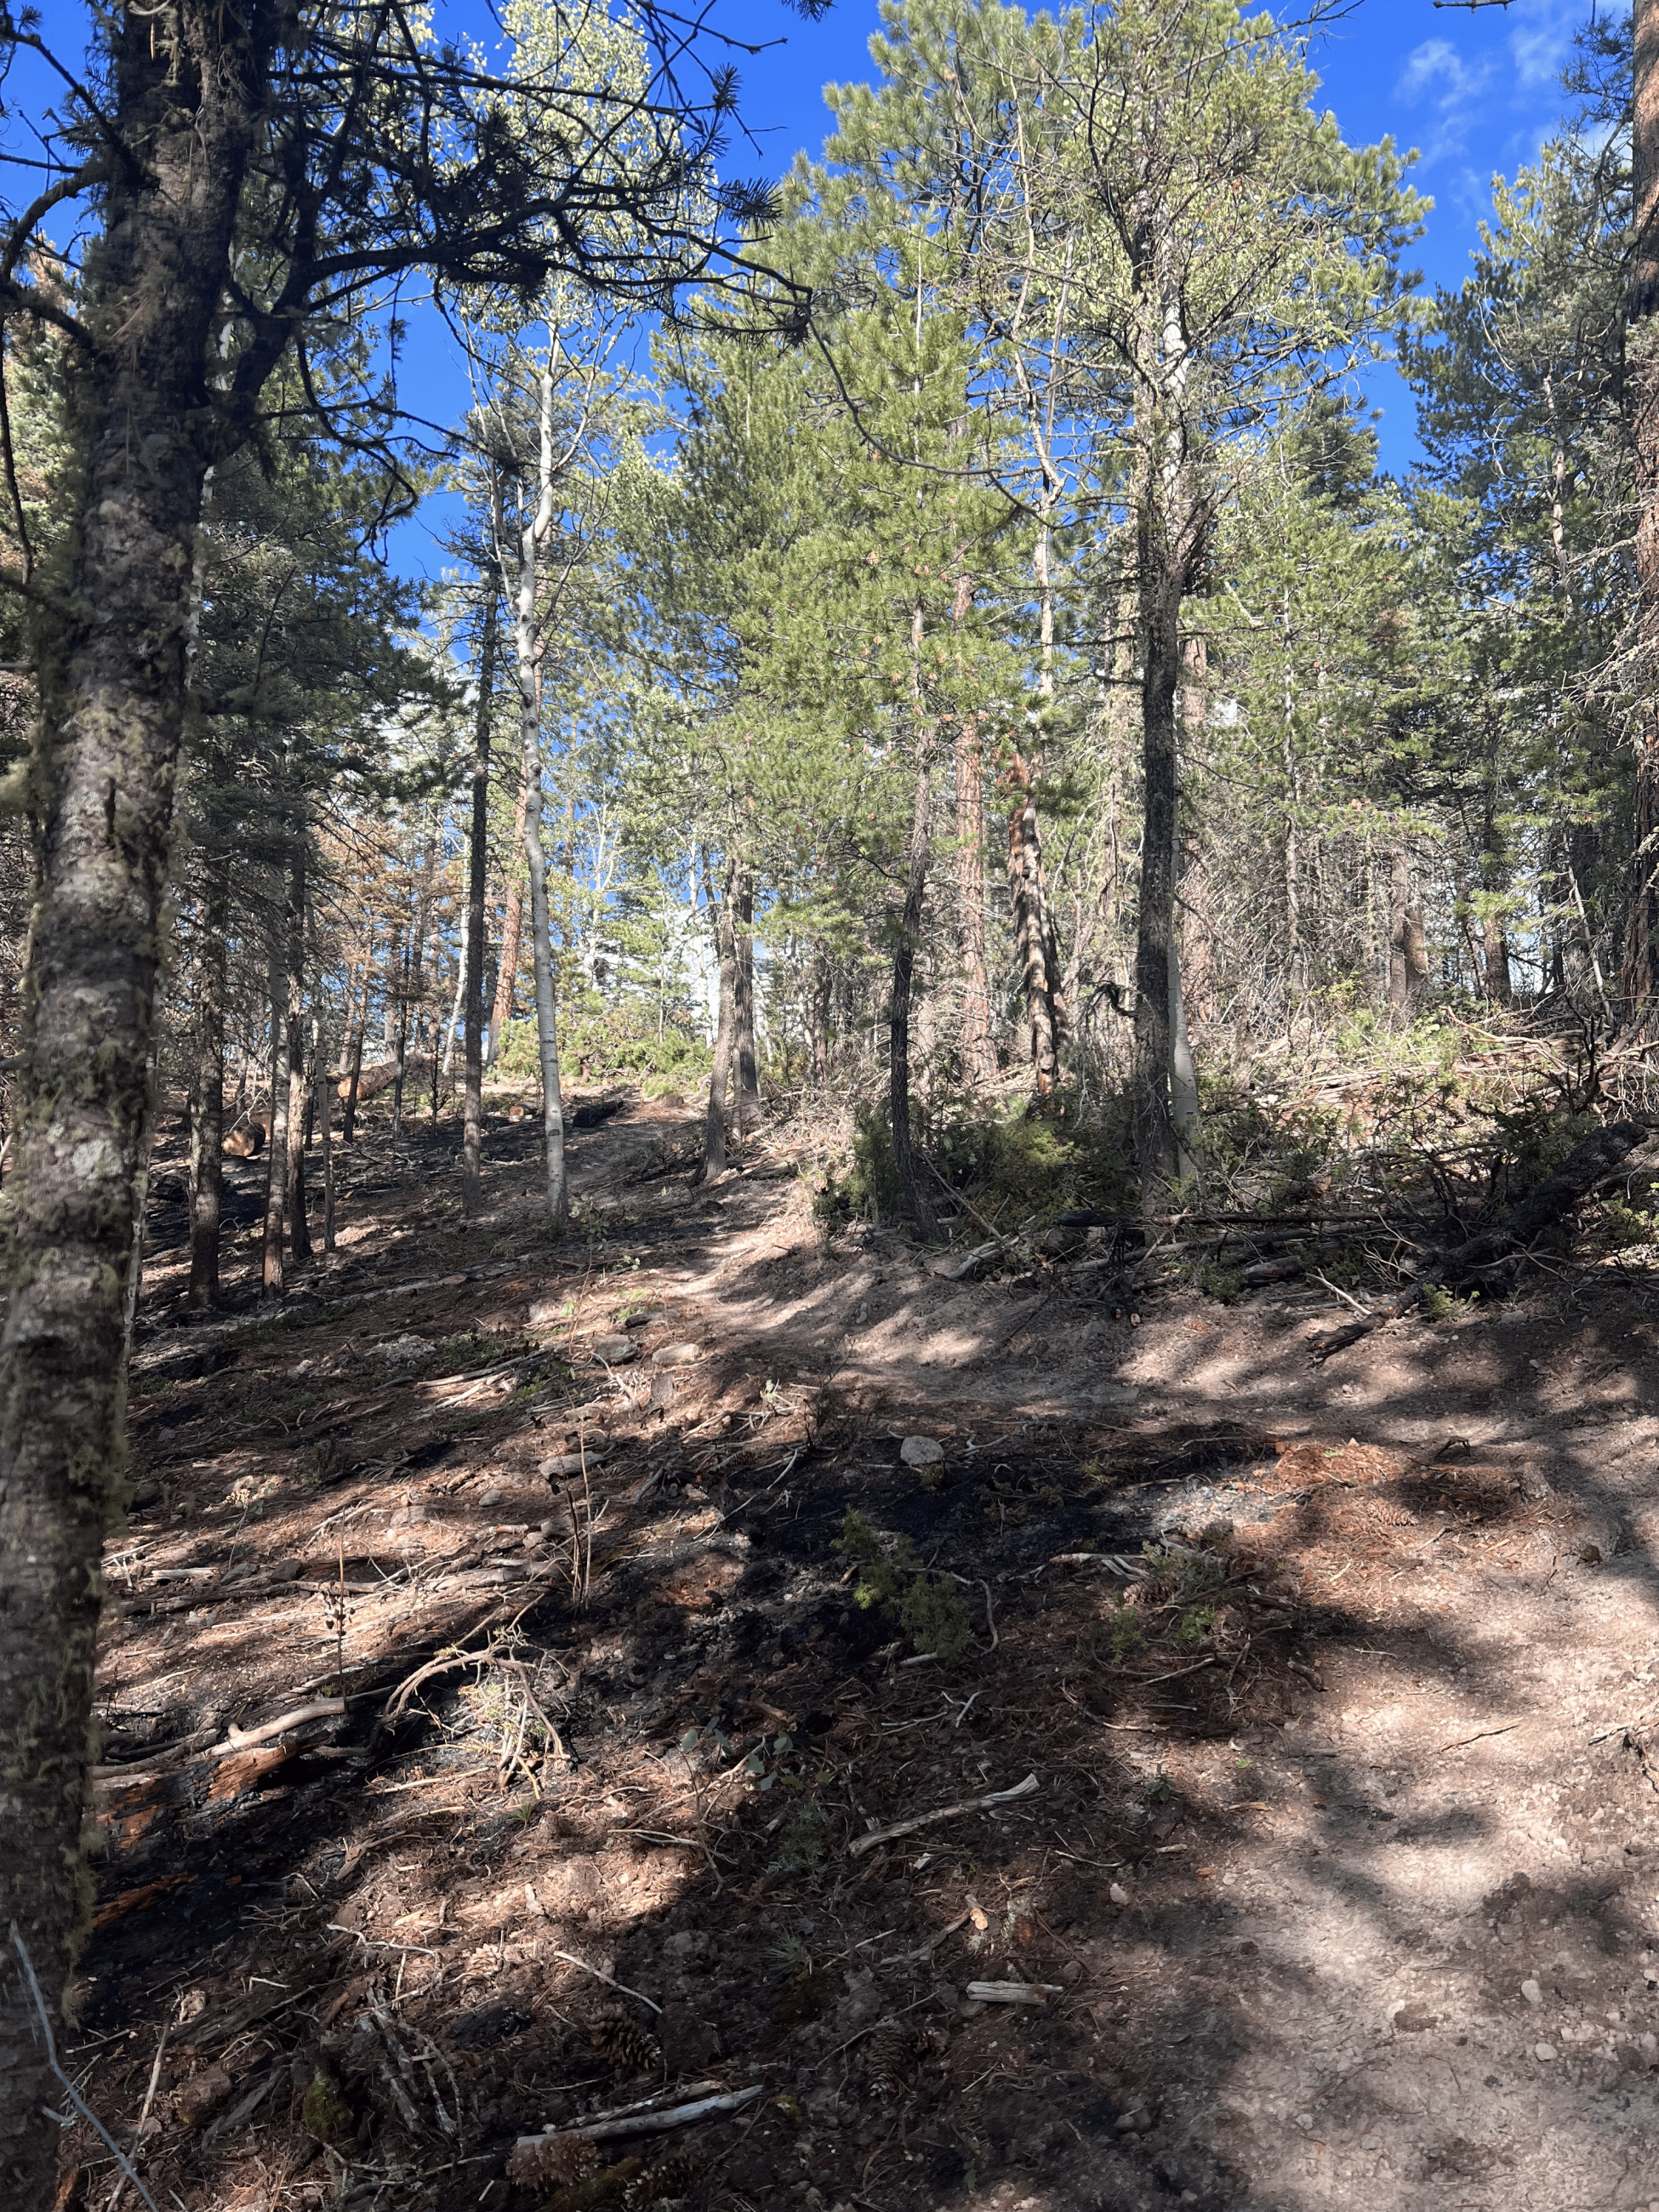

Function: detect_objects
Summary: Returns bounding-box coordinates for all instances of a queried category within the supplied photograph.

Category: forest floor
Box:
[57,1086,1659,2212]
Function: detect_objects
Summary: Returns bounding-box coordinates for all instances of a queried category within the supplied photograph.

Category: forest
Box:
[7,0,1659,2208]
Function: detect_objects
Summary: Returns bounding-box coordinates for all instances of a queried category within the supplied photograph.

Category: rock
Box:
[1534,2041,1559,2061]
[540,1445,612,1478]
[589,1334,638,1364]
[373,1333,430,1365]
[900,1435,945,1468]
[1109,1883,1130,1907]
[175,2065,235,2129]
[1522,1980,1542,2005]
[652,1343,701,1368]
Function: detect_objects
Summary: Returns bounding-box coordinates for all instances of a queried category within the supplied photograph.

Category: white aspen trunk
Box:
[514,363,567,1233]
[442,895,468,1079]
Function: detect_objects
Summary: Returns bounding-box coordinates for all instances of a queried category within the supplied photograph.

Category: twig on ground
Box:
[107,2021,168,2212]
[965,1981,1064,2005]
[1311,1271,1371,1316]
[548,1950,663,2015]
[848,1772,1040,1858]
[515,2084,761,2148]
[210,1697,345,1756]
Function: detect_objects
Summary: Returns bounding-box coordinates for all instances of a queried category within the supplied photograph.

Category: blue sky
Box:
[6,0,1604,569]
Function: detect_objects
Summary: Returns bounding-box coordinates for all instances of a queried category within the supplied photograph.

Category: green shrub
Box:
[1106,1599,1145,1664]
[768,1805,828,1878]
[834,1509,974,1662]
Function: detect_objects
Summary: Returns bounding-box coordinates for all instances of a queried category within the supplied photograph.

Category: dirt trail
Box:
[60,1091,1659,2212]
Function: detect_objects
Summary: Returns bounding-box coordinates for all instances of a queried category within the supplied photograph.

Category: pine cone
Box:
[864,2020,910,2103]
[590,2007,662,2077]
[625,2151,703,2206]
[506,2131,600,2189]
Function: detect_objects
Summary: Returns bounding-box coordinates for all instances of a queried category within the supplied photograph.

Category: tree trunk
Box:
[391,926,412,1139]
[891,764,941,1242]
[1005,747,1063,1097]
[343,949,371,1145]
[316,1007,334,1254]
[463,584,498,1216]
[1133,546,1183,1200]
[954,715,997,1086]
[489,758,530,1067]
[511,371,567,1234]
[1479,788,1514,1008]
[187,868,228,1309]
[286,847,311,1265]
[733,871,760,1132]
[1625,0,1659,1011]
[262,938,291,1299]
[807,944,834,1085]
[0,10,264,2166]
[1386,847,1428,1018]
[697,858,738,1183]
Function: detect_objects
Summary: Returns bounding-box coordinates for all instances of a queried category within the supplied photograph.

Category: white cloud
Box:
[1397,38,1492,111]
[1509,0,1576,90]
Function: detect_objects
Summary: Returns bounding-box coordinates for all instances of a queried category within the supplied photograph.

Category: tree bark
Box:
[262,934,291,1298]
[1005,747,1063,1097]
[1386,847,1428,1018]
[1134,537,1183,1200]
[954,716,997,1086]
[490,759,530,1067]
[0,9,264,2166]
[285,847,311,1266]
[187,867,229,1308]
[343,946,371,1146]
[697,858,738,1183]
[1625,0,1659,1011]
[390,922,412,1139]
[316,1007,334,1254]
[891,764,941,1242]
[509,370,567,1234]
[733,871,760,1132]
[807,944,834,1085]
[464,582,498,1216]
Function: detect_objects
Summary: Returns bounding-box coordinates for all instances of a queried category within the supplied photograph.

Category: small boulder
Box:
[589,1334,638,1364]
